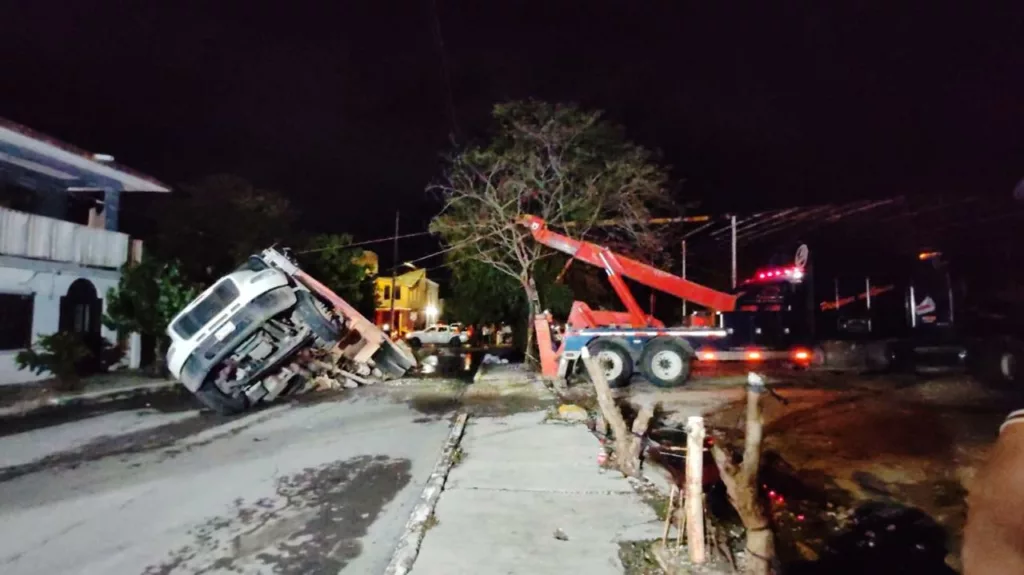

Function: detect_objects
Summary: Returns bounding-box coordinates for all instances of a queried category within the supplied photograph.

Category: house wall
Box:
[0,206,130,268]
[0,255,121,385]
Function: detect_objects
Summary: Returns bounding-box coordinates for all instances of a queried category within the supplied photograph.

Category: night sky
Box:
[4,2,1023,263]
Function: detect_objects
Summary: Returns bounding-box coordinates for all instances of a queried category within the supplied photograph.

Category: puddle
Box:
[411,347,521,380]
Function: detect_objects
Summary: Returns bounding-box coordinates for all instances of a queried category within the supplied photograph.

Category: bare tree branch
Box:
[429,100,677,358]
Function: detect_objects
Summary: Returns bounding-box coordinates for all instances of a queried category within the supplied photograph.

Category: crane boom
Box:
[521,216,738,324]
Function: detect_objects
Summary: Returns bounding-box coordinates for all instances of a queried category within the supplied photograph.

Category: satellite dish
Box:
[1014,178,1024,202]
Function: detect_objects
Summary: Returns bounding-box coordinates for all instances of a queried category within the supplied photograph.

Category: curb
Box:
[384,411,469,575]
[0,380,179,418]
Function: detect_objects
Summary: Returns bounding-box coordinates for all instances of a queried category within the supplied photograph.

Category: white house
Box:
[0,119,170,384]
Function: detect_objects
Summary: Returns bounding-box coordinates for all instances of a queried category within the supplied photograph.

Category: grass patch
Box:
[618,540,665,575]
[424,512,440,531]
[451,446,466,467]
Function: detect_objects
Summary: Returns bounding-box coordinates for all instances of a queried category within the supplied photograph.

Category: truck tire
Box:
[407,337,422,349]
[449,337,462,347]
[585,339,634,388]
[193,382,248,415]
[294,291,342,347]
[640,338,692,388]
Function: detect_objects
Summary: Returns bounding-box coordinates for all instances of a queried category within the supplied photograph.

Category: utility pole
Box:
[730,214,738,289]
[681,240,687,320]
[390,211,400,334]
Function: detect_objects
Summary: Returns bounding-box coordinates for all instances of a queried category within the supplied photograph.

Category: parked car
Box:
[405,325,468,348]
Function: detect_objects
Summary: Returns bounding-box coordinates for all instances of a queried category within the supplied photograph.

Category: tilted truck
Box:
[165,247,416,414]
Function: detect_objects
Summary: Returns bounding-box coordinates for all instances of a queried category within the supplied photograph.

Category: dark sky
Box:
[4,2,1024,263]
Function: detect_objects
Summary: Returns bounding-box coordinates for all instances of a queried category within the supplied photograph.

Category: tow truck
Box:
[166,247,416,414]
[521,216,813,388]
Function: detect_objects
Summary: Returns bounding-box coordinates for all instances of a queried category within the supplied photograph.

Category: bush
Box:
[15,332,91,391]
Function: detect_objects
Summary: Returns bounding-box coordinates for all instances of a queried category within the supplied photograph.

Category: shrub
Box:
[15,331,91,391]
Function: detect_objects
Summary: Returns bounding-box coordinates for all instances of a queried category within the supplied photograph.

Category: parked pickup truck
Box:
[166,248,416,414]
[405,325,468,348]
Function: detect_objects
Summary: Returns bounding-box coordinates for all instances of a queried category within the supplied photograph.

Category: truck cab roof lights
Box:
[751,266,804,283]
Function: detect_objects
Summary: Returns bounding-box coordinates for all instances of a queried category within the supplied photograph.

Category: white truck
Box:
[404,325,468,348]
[166,248,416,414]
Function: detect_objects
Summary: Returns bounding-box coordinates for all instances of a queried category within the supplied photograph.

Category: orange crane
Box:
[519,215,739,387]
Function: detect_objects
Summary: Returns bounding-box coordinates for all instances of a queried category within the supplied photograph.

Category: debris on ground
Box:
[480,353,509,365]
[557,403,589,422]
[652,371,1004,572]
[553,528,569,541]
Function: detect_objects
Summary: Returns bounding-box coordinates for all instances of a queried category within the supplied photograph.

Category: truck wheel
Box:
[585,339,633,388]
[408,337,422,349]
[449,337,462,347]
[640,339,692,387]
[193,382,248,415]
[294,291,342,346]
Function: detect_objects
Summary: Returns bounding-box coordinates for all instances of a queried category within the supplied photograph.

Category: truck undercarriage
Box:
[166,248,416,414]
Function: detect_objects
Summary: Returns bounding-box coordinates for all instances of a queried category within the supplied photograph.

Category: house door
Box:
[59,278,103,372]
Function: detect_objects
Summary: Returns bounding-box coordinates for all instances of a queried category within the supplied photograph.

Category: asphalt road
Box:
[0,388,453,575]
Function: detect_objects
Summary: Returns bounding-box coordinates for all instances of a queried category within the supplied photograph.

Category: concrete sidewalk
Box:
[0,374,177,417]
[411,411,662,574]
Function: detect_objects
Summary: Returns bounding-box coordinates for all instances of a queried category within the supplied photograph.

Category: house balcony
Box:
[0,206,134,269]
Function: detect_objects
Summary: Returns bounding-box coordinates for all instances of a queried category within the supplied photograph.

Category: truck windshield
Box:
[171,280,240,339]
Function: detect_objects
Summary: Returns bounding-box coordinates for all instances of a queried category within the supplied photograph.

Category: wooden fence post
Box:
[686,416,707,564]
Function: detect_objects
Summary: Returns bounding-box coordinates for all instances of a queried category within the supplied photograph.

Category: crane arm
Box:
[521,215,737,313]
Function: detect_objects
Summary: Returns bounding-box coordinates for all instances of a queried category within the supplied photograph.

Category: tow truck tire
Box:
[407,337,422,349]
[294,291,342,347]
[193,383,248,415]
[585,339,634,388]
[640,338,692,388]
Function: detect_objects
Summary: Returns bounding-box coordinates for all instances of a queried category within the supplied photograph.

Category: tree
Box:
[296,234,377,318]
[445,256,574,351]
[150,174,296,284]
[430,100,673,358]
[103,256,199,368]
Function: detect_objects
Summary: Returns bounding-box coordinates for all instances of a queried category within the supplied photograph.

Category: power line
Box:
[294,230,433,254]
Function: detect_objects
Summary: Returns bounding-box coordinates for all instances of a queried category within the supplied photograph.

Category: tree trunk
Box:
[710,377,775,575]
[580,352,654,478]
[522,275,542,366]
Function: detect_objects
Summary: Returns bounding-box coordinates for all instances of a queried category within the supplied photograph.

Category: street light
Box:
[424,304,438,325]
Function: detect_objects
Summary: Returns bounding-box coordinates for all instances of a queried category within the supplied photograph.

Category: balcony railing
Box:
[0,206,130,269]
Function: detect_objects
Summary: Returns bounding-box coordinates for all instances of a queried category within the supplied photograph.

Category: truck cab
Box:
[721,243,965,371]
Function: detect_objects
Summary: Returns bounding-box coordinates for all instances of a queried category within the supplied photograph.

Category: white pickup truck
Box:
[405,325,468,348]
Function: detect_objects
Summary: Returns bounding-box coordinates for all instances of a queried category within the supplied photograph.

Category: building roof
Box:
[0,118,170,193]
[374,267,439,289]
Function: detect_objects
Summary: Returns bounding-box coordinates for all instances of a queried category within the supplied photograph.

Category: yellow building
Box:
[372,267,440,335]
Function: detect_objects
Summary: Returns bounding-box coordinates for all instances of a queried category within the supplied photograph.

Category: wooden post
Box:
[580,347,639,477]
[662,485,676,545]
[710,372,775,575]
[686,416,707,564]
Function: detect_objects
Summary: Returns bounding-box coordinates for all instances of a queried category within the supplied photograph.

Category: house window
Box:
[0,293,34,351]
[394,286,402,300]
[383,285,391,300]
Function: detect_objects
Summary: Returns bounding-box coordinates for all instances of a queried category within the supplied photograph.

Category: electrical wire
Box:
[293,231,434,254]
